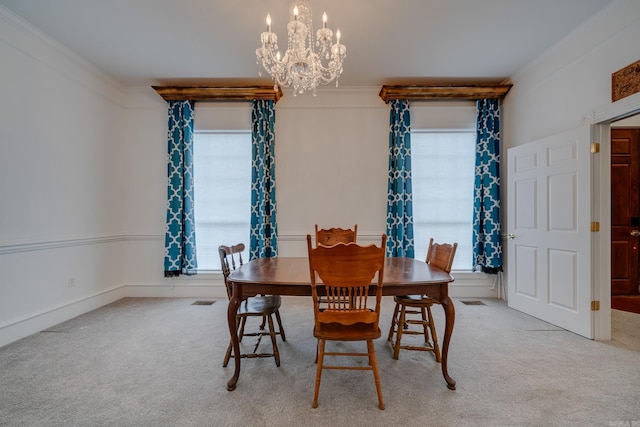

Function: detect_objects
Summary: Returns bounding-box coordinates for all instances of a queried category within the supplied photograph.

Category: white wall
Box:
[275,90,390,249]
[0,8,128,346]
[503,0,640,145]
[612,115,640,127]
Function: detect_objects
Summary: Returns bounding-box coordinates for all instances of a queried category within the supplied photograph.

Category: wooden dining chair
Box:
[314,224,358,247]
[219,243,286,367]
[306,234,387,410]
[313,224,358,310]
[387,238,457,361]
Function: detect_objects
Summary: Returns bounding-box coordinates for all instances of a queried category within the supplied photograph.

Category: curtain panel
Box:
[164,100,198,277]
[250,100,278,259]
[386,99,415,257]
[472,99,503,273]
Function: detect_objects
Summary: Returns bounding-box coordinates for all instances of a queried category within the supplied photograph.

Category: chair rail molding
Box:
[0,234,128,255]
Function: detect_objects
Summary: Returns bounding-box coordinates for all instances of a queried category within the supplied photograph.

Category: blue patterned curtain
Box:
[473,99,502,273]
[164,100,197,277]
[386,99,414,257]
[250,100,278,259]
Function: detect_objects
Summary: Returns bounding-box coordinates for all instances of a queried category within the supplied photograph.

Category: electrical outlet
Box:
[68,278,75,288]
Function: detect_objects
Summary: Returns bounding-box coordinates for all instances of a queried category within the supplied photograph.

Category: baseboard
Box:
[0,286,126,348]
[447,271,499,299]
[449,284,499,299]
[124,283,227,299]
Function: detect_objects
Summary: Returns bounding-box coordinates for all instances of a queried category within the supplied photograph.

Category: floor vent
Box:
[460,300,486,305]
[192,300,216,306]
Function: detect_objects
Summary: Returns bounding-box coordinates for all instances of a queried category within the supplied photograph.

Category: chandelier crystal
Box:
[256,0,346,96]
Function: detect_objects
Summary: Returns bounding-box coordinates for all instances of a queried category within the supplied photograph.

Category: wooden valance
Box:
[152,85,283,103]
[379,84,512,103]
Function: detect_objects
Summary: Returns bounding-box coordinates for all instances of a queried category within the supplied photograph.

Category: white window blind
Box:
[411,130,475,271]
[193,131,251,270]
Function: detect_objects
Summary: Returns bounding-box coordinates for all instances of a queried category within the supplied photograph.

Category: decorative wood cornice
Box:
[152,86,283,103]
[612,59,640,102]
[378,84,512,103]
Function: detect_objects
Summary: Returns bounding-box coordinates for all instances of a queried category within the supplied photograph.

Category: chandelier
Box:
[256,0,346,96]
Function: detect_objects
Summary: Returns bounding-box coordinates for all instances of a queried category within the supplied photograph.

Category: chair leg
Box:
[367,339,385,410]
[387,302,400,341]
[223,339,233,367]
[274,309,286,342]
[238,316,247,342]
[260,315,267,330]
[392,304,406,360]
[420,307,430,344]
[266,314,281,367]
[312,339,326,408]
[426,305,441,362]
[224,314,244,367]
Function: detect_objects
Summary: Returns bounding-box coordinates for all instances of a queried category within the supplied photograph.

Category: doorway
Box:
[578,99,640,340]
[611,126,640,314]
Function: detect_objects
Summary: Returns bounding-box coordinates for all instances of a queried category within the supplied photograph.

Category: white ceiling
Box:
[0,0,613,88]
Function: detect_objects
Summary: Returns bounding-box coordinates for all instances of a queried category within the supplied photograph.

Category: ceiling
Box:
[0,0,613,89]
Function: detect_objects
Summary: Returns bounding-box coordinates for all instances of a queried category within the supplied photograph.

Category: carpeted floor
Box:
[0,297,639,427]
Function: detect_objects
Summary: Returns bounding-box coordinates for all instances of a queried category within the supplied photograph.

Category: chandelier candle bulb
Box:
[322,12,327,28]
[266,14,271,32]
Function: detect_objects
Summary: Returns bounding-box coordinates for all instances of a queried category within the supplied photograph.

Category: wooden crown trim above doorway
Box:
[612,59,640,102]
[378,84,512,103]
[152,85,283,103]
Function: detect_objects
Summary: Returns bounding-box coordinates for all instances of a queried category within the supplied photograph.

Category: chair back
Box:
[425,238,458,273]
[314,224,358,247]
[306,234,386,328]
[218,243,245,299]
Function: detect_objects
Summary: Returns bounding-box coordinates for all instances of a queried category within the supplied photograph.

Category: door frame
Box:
[589,91,640,340]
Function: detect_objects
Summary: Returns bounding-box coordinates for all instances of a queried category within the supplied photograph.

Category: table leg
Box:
[440,296,456,390]
[226,292,241,391]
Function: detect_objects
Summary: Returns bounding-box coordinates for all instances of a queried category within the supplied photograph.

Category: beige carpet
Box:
[0,297,639,427]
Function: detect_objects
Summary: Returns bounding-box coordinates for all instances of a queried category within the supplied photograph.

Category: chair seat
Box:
[393,294,437,306]
[237,295,282,316]
[314,323,381,341]
[388,238,457,363]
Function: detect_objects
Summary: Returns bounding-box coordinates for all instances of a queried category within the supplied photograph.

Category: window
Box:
[411,130,475,271]
[409,102,476,271]
[193,131,251,270]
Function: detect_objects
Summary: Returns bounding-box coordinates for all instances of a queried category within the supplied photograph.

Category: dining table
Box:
[226,256,456,391]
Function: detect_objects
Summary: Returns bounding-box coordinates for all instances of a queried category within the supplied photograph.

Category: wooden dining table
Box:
[226,256,457,391]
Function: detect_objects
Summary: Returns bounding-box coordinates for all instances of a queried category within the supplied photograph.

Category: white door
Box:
[507,126,593,338]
